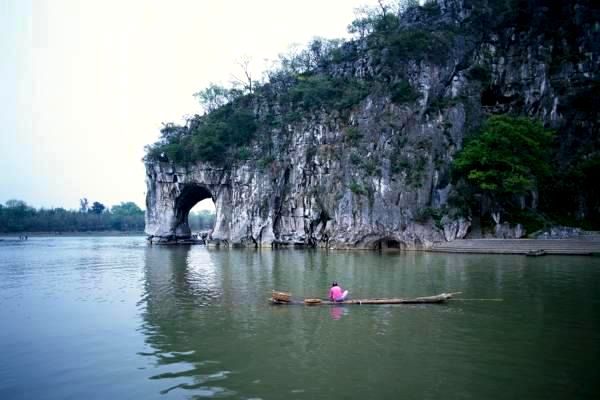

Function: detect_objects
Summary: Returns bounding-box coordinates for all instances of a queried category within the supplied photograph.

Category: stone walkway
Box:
[429,237,600,255]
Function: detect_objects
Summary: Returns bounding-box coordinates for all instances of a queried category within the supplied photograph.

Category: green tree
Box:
[193,83,239,113]
[89,201,106,215]
[110,202,143,216]
[452,115,554,221]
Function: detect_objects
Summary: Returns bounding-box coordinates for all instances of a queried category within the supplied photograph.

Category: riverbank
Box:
[429,238,600,256]
[5,234,599,256]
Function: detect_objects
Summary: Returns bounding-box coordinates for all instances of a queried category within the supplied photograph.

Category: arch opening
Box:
[174,185,215,239]
[189,199,216,237]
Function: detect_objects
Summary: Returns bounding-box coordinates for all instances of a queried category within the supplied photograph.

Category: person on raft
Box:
[329,281,349,302]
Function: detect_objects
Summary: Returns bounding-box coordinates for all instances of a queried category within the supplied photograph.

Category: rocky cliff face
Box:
[145,0,598,248]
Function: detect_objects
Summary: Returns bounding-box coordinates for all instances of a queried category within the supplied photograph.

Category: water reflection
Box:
[2,238,599,399]
[138,247,467,398]
[136,245,600,400]
[139,246,232,397]
[329,306,348,320]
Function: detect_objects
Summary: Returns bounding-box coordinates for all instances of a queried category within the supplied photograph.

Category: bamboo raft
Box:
[270,291,461,305]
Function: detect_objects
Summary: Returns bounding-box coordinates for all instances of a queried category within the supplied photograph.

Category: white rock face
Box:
[441,216,471,242]
[144,155,459,249]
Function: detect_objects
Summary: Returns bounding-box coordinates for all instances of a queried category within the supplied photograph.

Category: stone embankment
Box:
[430,236,600,255]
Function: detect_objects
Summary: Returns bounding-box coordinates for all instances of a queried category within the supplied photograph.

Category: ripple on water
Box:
[144,355,233,397]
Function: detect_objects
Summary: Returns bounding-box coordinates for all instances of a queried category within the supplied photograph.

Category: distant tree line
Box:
[0,199,146,233]
[188,209,216,231]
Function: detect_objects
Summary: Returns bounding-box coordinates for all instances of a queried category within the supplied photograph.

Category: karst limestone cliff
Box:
[145,0,598,248]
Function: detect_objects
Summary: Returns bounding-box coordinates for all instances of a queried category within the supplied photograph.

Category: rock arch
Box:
[143,158,454,248]
[144,162,231,242]
[173,184,214,238]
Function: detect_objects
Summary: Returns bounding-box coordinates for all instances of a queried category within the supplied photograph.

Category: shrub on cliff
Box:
[286,74,369,111]
[188,107,257,163]
[390,80,418,104]
[145,103,257,165]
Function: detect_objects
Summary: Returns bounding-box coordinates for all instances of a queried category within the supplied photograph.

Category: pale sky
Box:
[1,0,379,211]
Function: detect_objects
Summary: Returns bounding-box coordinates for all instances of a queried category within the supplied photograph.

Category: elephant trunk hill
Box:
[144,0,599,249]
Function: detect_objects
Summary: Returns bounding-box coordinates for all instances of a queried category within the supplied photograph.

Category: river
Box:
[0,236,598,399]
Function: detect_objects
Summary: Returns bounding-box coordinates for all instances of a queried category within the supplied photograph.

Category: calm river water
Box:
[0,236,599,399]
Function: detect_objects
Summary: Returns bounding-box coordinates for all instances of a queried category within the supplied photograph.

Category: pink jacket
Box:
[329,286,343,301]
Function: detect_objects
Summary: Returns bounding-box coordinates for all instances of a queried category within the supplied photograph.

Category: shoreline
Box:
[429,238,600,256]
[2,235,599,256]
[153,237,600,256]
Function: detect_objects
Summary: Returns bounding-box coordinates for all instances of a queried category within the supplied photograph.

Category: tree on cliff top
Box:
[193,83,238,113]
[452,115,554,221]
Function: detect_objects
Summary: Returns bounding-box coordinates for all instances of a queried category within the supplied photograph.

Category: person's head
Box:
[331,281,338,287]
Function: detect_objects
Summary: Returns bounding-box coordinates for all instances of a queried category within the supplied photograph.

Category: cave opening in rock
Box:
[374,238,404,251]
[174,185,216,238]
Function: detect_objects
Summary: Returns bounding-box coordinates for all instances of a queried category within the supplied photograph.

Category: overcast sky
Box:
[1,0,380,211]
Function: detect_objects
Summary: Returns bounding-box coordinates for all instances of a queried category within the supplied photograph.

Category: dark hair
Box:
[331,281,338,286]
